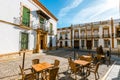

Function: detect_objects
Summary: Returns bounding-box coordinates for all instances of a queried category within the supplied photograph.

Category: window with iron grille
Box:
[21,32,29,50]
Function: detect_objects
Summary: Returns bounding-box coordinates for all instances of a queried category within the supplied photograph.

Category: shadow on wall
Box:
[47,36,56,50]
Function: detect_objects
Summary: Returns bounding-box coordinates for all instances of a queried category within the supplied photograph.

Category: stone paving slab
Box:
[105,61,120,80]
[0,49,114,80]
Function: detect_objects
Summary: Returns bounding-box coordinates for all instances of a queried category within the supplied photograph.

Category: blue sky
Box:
[39,0,119,28]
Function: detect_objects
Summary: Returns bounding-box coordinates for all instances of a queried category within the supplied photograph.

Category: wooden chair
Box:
[53,59,60,67]
[88,62,100,80]
[69,61,81,80]
[19,65,36,80]
[44,67,59,80]
[32,59,39,65]
[78,56,85,60]
[68,57,72,70]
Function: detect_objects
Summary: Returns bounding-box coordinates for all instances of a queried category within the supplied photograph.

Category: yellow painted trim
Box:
[0,50,33,57]
[0,20,32,30]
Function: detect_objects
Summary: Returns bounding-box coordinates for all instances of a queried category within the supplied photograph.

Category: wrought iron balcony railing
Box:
[80,35,86,39]
[13,17,34,29]
[87,35,92,38]
[115,33,120,38]
[74,36,79,39]
[48,30,54,35]
[93,34,99,38]
[102,34,110,38]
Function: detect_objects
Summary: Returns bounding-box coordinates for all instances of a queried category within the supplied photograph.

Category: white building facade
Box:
[0,0,58,55]
[57,18,120,51]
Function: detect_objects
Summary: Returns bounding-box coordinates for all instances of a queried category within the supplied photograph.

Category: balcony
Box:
[13,17,32,30]
[115,33,120,38]
[87,35,92,39]
[80,35,86,39]
[93,34,99,38]
[103,34,110,38]
[74,36,79,39]
[48,29,54,35]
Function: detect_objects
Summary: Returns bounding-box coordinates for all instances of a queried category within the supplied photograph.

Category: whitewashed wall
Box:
[0,0,57,54]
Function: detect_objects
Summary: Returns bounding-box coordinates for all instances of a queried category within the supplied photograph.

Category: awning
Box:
[37,10,50,20]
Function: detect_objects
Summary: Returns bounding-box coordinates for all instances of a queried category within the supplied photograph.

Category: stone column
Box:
[111,18,114,48]
[36,29,40,53]
[45,33,48,50]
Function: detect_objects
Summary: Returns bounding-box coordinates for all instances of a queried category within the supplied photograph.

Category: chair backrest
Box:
[95,62,100,73]
[32,59,39,65]
[79,56,85,60]
[96,54,101,60]
[68,57,72,65]
[49,67,59,80]
[54,59,60,67]
[70,61,77,73]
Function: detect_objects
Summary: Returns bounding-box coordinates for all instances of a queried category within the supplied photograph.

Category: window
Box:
[65,41,68,47]
[94,30,99,37]
[81,40,84,48]
[21,32,29,50]
[22,6,30,27]
[103,28,109,37]
[117,40,120,45]
[81,31,85,38]
[74,31,79,38]
[60,33,62,39]
[94,40,98,47]
[40,17,45,29]
[104,40,110,48]
[87,30,91,38]
[65,33,68,39]
[49,37,52,47]
[116,28,120,37]
[40,17,44,24]
[50,23,53,33]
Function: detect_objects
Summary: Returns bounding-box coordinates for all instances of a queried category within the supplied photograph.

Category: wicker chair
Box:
[68,57,72,70]
[19,65,36,80]
[53,59,60,67]
[44,67,59,80]
[89,62,100,80]
[32,59,39,65]
[69,61,81,80]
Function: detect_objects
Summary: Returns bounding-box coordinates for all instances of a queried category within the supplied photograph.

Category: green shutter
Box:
[50,23,53,32]
[40,17,44,24]
[22,7,30,27]
[21,33,28,50]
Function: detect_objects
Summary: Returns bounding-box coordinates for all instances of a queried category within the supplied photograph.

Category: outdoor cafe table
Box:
[74,60,90,77]
[74,60,90,66]
[32,62,54,80]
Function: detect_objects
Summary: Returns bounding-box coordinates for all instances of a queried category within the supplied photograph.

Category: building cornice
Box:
[32,0,58,21]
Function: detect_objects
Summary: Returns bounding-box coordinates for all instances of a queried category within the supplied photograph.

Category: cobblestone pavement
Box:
[0,49,115,80]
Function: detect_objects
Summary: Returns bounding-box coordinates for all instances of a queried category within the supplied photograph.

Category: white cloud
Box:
[58,0,83,17]
[72,0,119,24]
